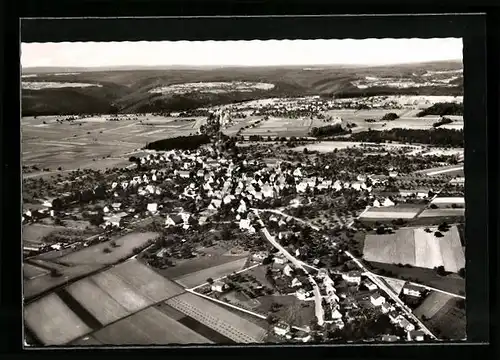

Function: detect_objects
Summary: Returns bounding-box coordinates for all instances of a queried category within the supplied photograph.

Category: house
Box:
[370,292,386,306]
[156,248,167,258]
[274,254,287,264]
[362,280,377,291]
[342,271,362,285]
[147,203,158,214]
[382,198,395,207]
[198,216,208,226]
[239,219,251,231]
[211,281,229,293]
[389,171,398,178]
[373,199,381,207]
[293,168,303,177]
[273,322,291,336]
[381,334,399,342]
[294,332,311,343]
[397,316,415,332]
[111,202,122,211]
[165,214,184,227]
[104,216,121,228]
[409,330,425,342]
[283,264,294,277]
[296,182,308,193]
[178,170,190,179]
[295,288,309,300]
[291,278,302,287]
[381,302,393,314]
[208,199,222,210]
[252,252,267,261]
[403,284,424,297]
[388,311,400,323]
[330,309,343,320]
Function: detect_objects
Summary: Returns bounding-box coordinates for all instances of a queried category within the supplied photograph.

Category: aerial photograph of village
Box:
[22,38,466,346]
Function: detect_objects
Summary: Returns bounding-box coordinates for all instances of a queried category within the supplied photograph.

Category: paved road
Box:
[253,209,324,326]
[254,208,320,231]
[344,251,437,339]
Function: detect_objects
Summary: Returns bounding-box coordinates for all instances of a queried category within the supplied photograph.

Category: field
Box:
[359,206,421,220]
[418,208,465,218]
[421,298,466,340]
[368,261,465,295]
[175,257,249,289]
[66,279,131,326]
[376,276,407,295]
[363,226,465,272]
[414,291,454,319]
[363,229,416,265]
[160,254,248,279]
[90,307,213,345]
[24,263,105,300]
[23,263,50,280]
[165,292,267,343]
[108,259,185,302]
[56,232,158,265]
[415,164,464,177]
[24,293,92,345]
[22,115,205,176]
[22,224,67,244]
[430,197,465,205]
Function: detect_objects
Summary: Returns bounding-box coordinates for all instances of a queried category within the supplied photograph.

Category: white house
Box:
[274,254,287,264]
[370,292,386,306]
[330,309,343,320]
[262,184,274,198]
[403,284,424,297]
[389,171,398,178]
[293,168,303,177]
[373,199,381,207]
[296,182,308,193]
[397,316,415,332]
[342,271,362,285]
[178,171,190,179]
[291,278,302,287]
[283,264,294,277]
[382,198,395,207]
[147,203,158,214]
[239,219,251,231]
[211,281,229,293]
[273,322,291,336]
[296,288,310,300]
[381,302,393,314]
[103,206,110,213]
[104,216,121,228]
[208,199,222,210]
[111,203,122,210]
[165,214,184,227]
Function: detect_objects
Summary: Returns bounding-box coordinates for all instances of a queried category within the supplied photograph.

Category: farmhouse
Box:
[397,316,415,332]
[342,271,362,285]
[370,292,386,306]
[402,284,424,297]
[273,322,291,336]
[211,281,229,293]
[291,278,302,287]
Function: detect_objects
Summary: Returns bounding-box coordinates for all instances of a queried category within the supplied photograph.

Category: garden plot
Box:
[414,291,454,319]
[56,232,158,265]
[109,259,185,302]
[89,271,152,312]
[161,254,248,279]
[66,279,130,326]
[92,306,212,345]
[22,224,67,244]
[425,298,466,340]
[24,293,91,345]
[166,292,267,343]
[418,208,465,218]
[175,257,249,289]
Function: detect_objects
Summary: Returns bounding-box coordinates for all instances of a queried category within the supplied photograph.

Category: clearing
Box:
[414,291,454,319]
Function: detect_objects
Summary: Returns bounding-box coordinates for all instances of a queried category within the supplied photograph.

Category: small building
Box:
[291,278,302,287]
[381,334,400,342]
[403,284,424,297]
[211,281,229,293]
[274,254,287,265]
[111,202,122,210]
[104,216,121,228]
[370,292,386,306]
[342,271,362,285]
[388,311,400,323]
[273,322,291,336]
[396,316,415,332]
[165,214,184,227]
[381,302,393,314]
[283,264,294,277]
[295,288,309,301]
[252,252,267,261]
[362,280,377,291]
[178,170,190,179]
[147,203,158,214]
[409,330,425,342]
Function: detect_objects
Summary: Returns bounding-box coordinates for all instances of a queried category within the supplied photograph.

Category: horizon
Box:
[21,38,463,69]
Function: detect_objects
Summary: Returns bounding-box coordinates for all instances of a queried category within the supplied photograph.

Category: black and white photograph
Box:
[21,36,466,346]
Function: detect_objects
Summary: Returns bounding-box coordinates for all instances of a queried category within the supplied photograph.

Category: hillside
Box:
[21,61,463,116]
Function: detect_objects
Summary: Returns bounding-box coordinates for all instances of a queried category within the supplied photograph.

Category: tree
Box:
[103,247,112,253]
[207,277,214,284]
[434,231,444,238]
[458,267,465,278]
[436,265,446,276]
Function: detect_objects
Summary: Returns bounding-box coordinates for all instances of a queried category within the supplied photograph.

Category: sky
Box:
[21,38,462,68]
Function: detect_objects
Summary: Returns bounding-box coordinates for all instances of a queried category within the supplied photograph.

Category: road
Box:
[253,209,325,326]
[344,250,437,339]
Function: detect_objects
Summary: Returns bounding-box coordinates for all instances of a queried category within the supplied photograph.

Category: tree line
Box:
[144,134,210,151]
[346,128,464,147]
